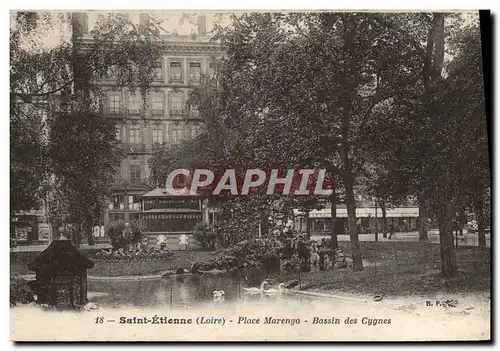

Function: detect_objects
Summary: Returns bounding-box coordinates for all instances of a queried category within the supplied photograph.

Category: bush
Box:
[193,222,216,249]
[213,218,260,248]
[280,254,302,274]
[10,275,35,307]
[92,247,174,261]
[106,220,145,250]
[194,237,284,272]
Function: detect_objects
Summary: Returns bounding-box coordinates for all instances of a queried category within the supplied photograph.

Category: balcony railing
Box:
[153,71,163,81]
[121,143,147,153]
[112,176,152,188]
[188,74,201,82]
[108,108,121,116]
[151,108,164,117]
[127,108,141,116]
[170,109,186,117]
[187,109,200,119]
[170,74,183,82]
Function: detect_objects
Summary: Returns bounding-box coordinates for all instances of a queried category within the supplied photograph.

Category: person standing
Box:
[403,219,409,233]
[388,224,395,240]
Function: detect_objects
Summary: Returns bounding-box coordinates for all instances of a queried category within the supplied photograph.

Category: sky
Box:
[10,11,231,49]
[11,10,479,50]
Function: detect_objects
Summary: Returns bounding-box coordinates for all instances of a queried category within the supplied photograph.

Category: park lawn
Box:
[281,241,490,298]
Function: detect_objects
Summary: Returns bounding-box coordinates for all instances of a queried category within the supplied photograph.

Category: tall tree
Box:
[11,11,164,246]
[202,12,430,270]
[438,24,489,249]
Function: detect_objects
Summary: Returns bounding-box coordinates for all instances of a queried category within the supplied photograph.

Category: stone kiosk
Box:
[28,236,94,309]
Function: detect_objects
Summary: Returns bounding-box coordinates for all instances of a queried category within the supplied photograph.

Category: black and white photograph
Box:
[9,10,491,341]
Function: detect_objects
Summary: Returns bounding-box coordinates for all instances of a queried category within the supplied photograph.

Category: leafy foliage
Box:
[11,12,164,245]
[92,247,174,261]
[10,275,35,307]
[106,220,146,250]
[193,235,317,275]
[192,222,216,249]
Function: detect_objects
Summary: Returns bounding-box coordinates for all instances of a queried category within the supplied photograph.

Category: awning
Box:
[142,208,202,213]
[293,207,419,218]
[141,188,204,198]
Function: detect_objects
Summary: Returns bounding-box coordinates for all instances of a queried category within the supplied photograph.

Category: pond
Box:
[87,274,316,309]
[12,274,490,341]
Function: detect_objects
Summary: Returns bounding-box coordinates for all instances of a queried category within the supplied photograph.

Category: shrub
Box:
[194,237,284,272]
[92,247,174,261]
[213,218,260,248]
[280,254,301,274]
[193,222,216,249]
[106,220,145,250]
[10,275,35,307]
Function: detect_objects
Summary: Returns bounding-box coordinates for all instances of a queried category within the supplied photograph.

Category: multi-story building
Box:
[78,14,224,228]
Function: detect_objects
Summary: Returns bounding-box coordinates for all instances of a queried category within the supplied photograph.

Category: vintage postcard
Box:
[10,9,491,341]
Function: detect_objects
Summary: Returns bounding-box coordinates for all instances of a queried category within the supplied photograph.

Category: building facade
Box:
[82,15,223,229]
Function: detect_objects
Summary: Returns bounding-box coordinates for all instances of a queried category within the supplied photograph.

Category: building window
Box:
[128,93,140,115]
[107,65,117,79]
[130,164,141,184]
[170,94,184,117]
[189,104,200,118]
[191,126,201,139]
[129,128,142,146]
[153,61,163,80]
[128,195,141,211]
[189,62,201,82]
[109,195,122,211]
[110,213,125,222]
[170,62,183,82]
[171,129,183,144]
[108,94,120,114]
[208,62,216,77]
[152,128,163,145]
[151,93,164,117]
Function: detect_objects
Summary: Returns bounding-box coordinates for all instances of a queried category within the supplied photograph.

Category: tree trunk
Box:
[340,14,362,271]
[379,200,387,238]
[431,13,445,80]
[72,225,82,248]
[86,222,95,246]
[260,213,269,237]
[345,178,362,271]
[438,202,457,277]
[474,199,486,248]
[330,193,338,250]
[50,222,59,241]
[305,210,311,239]
[419,197,429,241]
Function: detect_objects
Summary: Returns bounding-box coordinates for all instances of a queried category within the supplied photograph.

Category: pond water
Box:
[87,274,317,309]
[13,273,490,341]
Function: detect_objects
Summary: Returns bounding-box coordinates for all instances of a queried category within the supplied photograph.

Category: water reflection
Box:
[88,274,313,309]
[88,275,245,309]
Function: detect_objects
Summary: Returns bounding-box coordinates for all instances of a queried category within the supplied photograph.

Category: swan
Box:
[243,281,269,294]
[262,283,286,294]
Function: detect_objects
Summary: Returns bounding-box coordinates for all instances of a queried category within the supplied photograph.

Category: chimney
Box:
[197,15,206,37]
[72,12,89,36]
[139,13,151,27]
